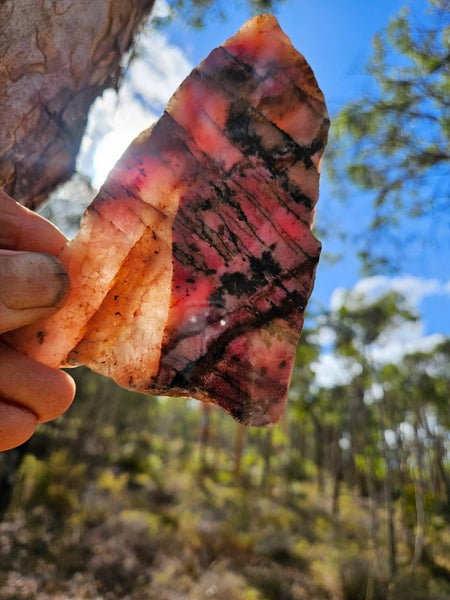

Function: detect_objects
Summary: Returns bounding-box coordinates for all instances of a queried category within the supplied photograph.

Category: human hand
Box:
[0,189,75,451]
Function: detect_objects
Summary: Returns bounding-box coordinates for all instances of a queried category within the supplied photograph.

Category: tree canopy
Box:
[326,0,449,273]
[154,0,286,29]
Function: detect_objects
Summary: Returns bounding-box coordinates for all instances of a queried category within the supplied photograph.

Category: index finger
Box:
[0,188,67,254]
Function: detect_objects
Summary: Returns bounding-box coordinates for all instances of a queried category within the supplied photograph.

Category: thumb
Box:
[0,251,70,333]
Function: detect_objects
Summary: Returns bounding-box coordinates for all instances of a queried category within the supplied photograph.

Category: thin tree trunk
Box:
[365,465,379,600]
[379,385,397,578]
[350,387,370,498]
[412,477,426,568]
[233,423,247,484]
[435,440,450,509]
[199,404,212,474]
[331,425,342,516]
[366,466,379,562]
[421,411,450,509]
[412,417,426,568]
[260,428,273,493]
[384,469,397,578]
[312,415,325,493]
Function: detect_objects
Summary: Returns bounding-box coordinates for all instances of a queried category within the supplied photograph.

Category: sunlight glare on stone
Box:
[87,89,158,190]
[77,0,192,190]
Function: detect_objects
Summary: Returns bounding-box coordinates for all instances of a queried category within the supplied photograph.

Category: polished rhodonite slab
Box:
[8,15,329,426]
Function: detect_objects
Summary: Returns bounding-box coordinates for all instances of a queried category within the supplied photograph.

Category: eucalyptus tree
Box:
[317,289,421,576]
[326,0,449,273]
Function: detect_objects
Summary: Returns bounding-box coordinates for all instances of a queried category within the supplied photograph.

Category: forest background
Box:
[0,0,448,599]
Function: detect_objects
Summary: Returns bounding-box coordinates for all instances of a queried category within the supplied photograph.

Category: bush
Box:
[388,569,450,600]
[340,557,387,600]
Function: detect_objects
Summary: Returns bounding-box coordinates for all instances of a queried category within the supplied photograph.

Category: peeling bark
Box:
[0,0,155,209]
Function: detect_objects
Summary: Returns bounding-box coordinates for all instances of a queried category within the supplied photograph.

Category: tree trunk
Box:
[0,0,154,209]
[379,386,397,578]
[233,423,247,484]
[384,462,397,578]
[331,425,342,516]
[198,404,213,474]
[312,415,325,493]
[412,417,426,568]
[435,439,450,510]
[421,411,450,509]
[364,464,381,600]
[260,428,273,493]
[349,386,370,497]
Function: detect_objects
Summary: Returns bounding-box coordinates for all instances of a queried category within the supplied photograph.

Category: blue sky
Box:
[163,0,414,110]
[75,0,449,375]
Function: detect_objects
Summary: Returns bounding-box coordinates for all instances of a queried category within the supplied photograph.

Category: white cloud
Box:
[315,275,449,389]
[77,0,192,189]
[384,429,397,449]
[370,328,445,365]
[127,30,192,110]
[151,0,171,20]
[311,320,445,390]
[330,275,449,313]
[78,87,159,189]
[364,381,384,405]
[308,316,336,348]
[311,354,362,389]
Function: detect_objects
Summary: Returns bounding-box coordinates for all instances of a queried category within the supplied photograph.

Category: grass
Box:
[0,419,449,599]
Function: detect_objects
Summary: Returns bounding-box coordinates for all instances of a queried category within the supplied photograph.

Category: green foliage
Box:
[153,0,286,29]
[326,0,450,273]
[13,450,86,518]
[0,291,448,598]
